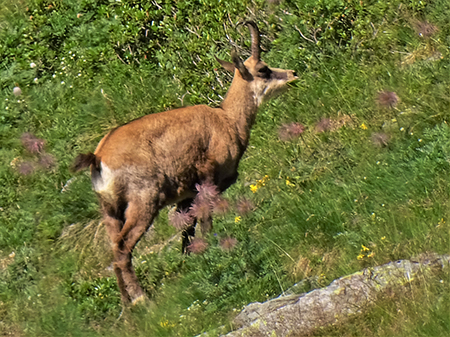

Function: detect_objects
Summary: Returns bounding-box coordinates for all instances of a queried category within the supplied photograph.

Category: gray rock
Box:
[217,253,449,337]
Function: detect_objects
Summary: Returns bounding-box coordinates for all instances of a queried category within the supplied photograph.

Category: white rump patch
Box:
[92,162,115,195]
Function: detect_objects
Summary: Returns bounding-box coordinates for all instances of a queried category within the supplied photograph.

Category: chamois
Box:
[73,21,297,305]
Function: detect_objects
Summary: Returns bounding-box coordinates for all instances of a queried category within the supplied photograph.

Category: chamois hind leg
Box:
[103,214,131,304]
[116,198,159,305]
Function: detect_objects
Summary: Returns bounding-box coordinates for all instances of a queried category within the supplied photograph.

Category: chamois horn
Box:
[244,21,260,61]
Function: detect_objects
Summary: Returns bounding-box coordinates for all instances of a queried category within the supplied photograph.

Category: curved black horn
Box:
[244,21,260,60]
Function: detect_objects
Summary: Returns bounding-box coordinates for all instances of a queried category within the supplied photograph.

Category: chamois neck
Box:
[221,76,259,148]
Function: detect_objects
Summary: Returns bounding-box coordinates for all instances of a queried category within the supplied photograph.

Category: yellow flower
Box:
[361,244,370,252]
[367,251,375,258]
[357,254,365,260]
[286,179,295,186]
[381,236,386,240]
[235,216,241,223]
[250,184,258,193]
[360,123,368,130]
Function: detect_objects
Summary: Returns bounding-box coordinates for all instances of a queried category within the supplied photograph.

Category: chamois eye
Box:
[257,66,271,78]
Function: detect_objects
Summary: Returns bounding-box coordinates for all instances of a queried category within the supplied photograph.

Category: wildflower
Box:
[367,251,375,258]
[195,182,219,203]
[21,133,45,154]
[278,122,305,141]
[13,87,22,96]
[38,153,56,169]
[211,196,230,215]
[361,244,370,252]
[30,62,36,68]
[18,161,35,175]
[286,179,295,186]
[190,197,211,221]
[371,132,390,147]
[376,91,399,108]
[235,198,255,216]
[381,236,386,240]
[315,118,332,133]
[360,123,368,130]
[219,236,238,251]
[357,253,364,260]
[414,20,438,38]
[34,78,38,83]
[234,216,241,223]
[168,209,193,230]
[187,238,208,254]
[250,184,258,193]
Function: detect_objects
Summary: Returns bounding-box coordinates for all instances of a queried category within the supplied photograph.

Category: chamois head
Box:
[216,21,298,107]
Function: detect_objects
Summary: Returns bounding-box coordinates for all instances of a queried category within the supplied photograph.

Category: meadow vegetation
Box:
[0,0,449,336]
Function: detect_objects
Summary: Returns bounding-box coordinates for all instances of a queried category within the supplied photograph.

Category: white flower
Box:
[61,81,65,85]
[30,62,36,68]
[13,87,22,96]
[34,78,38,83]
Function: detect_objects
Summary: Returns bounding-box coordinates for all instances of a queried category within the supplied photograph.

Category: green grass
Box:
[0,0,449,336]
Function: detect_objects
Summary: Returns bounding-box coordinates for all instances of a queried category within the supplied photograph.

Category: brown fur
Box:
[72,152,97,172]
[73,21,297,305]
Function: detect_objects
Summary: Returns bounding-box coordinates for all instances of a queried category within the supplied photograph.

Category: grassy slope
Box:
[0,0,449,336]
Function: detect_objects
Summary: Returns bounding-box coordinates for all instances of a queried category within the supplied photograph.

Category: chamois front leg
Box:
[176,198,196,254]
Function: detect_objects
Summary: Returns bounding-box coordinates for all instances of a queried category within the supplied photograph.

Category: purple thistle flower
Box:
[38,153,56,169]
[235,198,255,216]
[212,196,230,215]
[189,197,212,221]
[187,238,208,254]
[376,91,399,108]
[21,133,45,154]
[169,209,194,230]
[278,122,305,141]
[371,132,390,147]
[414,21,438,38]
[315,118,332,133]
[18,161,35,175]
[195,182,220,202]
[219,236,238,251]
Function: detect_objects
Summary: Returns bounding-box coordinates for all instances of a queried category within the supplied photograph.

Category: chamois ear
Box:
[215,56,235,73]
[231,49,253,81]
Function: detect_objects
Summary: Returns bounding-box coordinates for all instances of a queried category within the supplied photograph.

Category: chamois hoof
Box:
[131,294,147,306]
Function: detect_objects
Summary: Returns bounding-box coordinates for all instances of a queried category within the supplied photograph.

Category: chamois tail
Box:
[72,152,97,172]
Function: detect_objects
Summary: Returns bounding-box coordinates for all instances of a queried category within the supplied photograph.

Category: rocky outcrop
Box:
[215,254,449,337]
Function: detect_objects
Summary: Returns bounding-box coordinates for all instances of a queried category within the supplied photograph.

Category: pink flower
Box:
[38,153,56,169]
[21,133,45,154]
[18,161,35,175]
[212,196,230,215]
[187,238,208,254]
[315,118,332,133]
[278,122,305,141]
[414,21,438,38]
[371,132,390,147]
[219,237,238,251]
[189,197,211,221]
[195,182,219,202]
[235,198,255,216]
[376,91,399,108]
[169,210,194,230]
